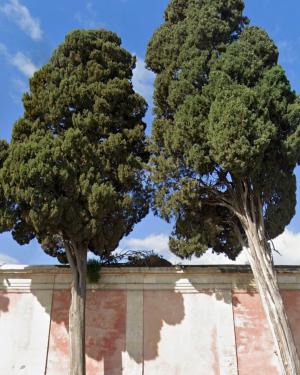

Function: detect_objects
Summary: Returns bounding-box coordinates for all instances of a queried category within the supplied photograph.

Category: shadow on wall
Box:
[45,289,126,374]
[143,290,185,362]
[188,271,257,307]
[28,269,185,375]
[0,293,9,315]
[7,267,300,375]
[0,272,55,374]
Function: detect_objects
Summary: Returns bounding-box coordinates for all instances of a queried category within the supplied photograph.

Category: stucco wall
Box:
[1,265,300,374]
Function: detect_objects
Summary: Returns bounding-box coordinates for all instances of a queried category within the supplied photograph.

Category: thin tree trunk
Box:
[65,242,87,375]
[243,221,300,375]
[212,177,300,373]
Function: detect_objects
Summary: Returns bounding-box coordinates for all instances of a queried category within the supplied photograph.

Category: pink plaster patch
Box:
[233,291,280,375]
[46,290,126,375]
[282,290,300,353]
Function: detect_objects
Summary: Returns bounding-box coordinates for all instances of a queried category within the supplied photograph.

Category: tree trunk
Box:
[244,221,300,375]
[65,243,87,375]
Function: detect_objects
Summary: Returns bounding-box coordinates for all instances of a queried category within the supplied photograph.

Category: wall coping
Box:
[1,264,300,275]
[1,265,300,293]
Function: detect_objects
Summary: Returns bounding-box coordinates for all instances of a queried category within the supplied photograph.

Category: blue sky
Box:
[0,0,299,265]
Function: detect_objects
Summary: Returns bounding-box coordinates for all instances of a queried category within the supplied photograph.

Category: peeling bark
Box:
[236,188,300,375]
[214,179,300,374]
[65,242,87,375]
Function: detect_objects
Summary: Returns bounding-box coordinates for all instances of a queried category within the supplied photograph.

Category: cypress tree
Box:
[1,29,149,375]
[146,1,300,373]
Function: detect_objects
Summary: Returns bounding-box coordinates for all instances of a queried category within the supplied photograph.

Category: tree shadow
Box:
[2,264,270,374]
[182,266,258,374]
[0,293,9,315]
[231,288,256,307]
[26,266,185,375]
[0,271,54,374]
[143,289,185,362]
[4,264,258,374]
[231,287,300,374]
[183,265,256,307]
[141,266,256,374]
[1,264,264,374]
[44,288,127,374]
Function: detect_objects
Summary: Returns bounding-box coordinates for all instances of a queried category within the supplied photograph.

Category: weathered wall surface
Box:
[1,265,300,374]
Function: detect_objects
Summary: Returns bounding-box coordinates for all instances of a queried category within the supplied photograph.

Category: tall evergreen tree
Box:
[146,1,300,373]
[1,29,149,375]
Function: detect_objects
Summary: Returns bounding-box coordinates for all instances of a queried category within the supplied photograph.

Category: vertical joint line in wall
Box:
[142,283,144,375]
[44,274,55,375]
[231,288,240,375]
[125,285,127,372]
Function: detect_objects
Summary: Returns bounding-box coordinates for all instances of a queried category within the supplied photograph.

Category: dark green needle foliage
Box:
[146,0,300,260]
[1,29,149,262]
[0,140,14,234]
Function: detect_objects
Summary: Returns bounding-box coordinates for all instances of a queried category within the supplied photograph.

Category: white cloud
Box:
[273,230,300,265]
[10,51,37,77]
[123,233,169,252]
[0,43,37,77]
[122,230,300,266]
[122,233,247,265]
[0,0,42,41]
[0,253,19,265]
[132,56,155,104]
[189,249,248,265]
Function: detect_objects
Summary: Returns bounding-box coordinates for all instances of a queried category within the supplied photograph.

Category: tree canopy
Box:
[146,0,300,260]
[1,29,149,262]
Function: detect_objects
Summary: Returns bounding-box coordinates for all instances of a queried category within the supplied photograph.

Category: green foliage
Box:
[0,140,14,233]
[146,0,300,260]
[1,29,149,262]
[125,250,172,266]
[86,250,172,283]
[87,259,101,283]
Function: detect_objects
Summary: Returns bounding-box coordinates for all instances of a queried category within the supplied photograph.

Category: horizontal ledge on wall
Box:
[1,265,300,292]
[1,264,300,274]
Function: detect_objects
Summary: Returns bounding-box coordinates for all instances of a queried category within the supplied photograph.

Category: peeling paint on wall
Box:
[46,290,126,375]
[1,266,300,375]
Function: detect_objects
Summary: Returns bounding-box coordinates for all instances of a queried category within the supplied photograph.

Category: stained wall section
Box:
[0,288,52,375]
[46,290,126,375]
[1,266,300,375]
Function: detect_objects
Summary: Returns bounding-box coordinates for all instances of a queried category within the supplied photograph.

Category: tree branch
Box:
[233,222,246,248]
[63,238,77,277]
[250,191,256,225]
[257,194,265,232]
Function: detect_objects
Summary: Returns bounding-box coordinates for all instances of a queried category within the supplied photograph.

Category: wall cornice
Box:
[1,265,300,292]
